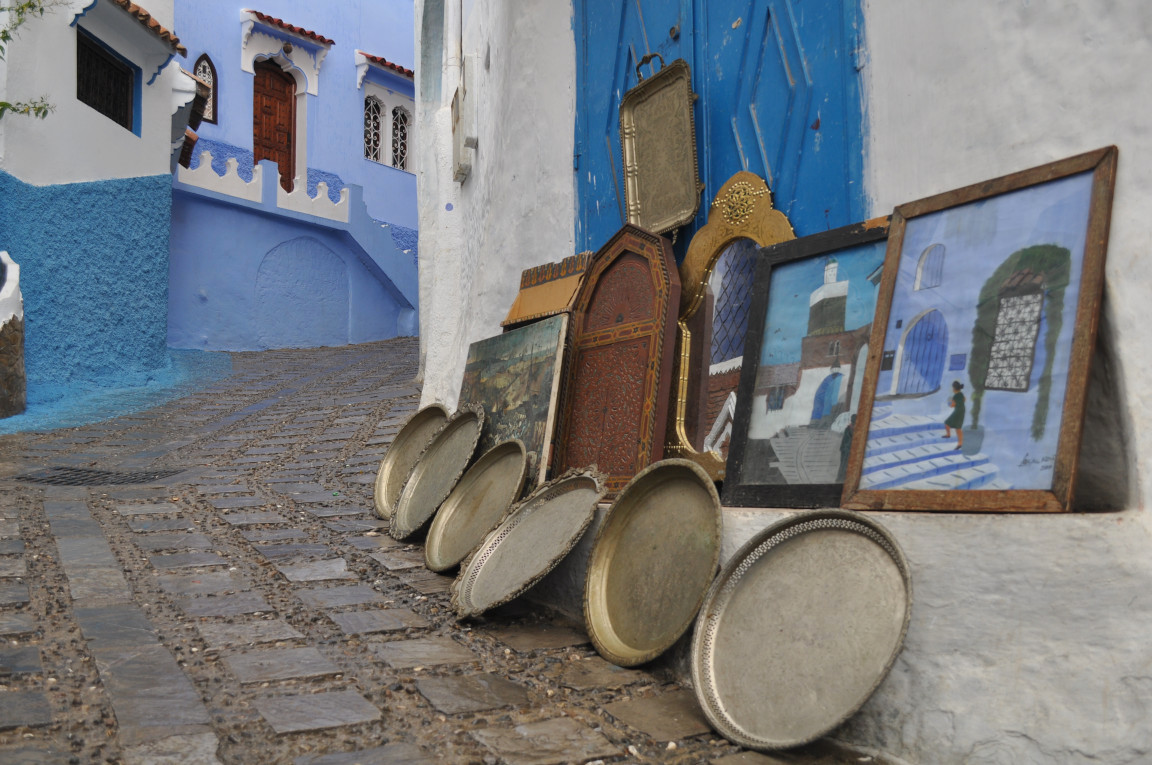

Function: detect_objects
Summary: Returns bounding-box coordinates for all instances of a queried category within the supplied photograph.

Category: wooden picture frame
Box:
[842,147,1118,513]
[724,218,890,508]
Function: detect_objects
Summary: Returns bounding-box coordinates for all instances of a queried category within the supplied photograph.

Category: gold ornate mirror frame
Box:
[667,172,795,479]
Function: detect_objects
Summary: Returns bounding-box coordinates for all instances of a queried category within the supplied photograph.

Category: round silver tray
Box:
[452,469,606,618]
[425,439,529,573]
[691,509,912,750]
[584,459,721,667]
[389,405,484,541]
[373,404,449,520]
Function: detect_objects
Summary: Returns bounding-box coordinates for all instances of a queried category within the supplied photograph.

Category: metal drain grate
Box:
[15,467,186,486]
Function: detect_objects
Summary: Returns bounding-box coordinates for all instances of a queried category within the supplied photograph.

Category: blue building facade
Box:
[169,1,418,350]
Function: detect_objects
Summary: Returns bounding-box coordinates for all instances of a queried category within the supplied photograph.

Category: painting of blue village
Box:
[742,239,886,485]
[857,171,1095,491]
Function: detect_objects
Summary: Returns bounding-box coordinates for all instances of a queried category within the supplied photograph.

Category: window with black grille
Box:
[77,28,134,132]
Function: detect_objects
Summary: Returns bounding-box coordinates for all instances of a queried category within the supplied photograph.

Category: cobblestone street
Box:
[0,339,878,765]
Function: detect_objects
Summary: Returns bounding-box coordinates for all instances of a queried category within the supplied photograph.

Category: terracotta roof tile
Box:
[109,0,186,55]
[358,50,413,79]
[245,10,334,46]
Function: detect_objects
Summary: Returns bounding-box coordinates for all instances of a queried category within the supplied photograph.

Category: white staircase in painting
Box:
[859,408,1009,490]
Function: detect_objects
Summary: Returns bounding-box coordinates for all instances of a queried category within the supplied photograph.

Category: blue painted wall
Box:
[574,0,867,255]
[168,178,416,351]
[175,0,417,229]
[0,170,171,394]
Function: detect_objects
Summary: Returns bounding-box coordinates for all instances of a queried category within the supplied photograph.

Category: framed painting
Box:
[842,147,1118,512]
[724,218,890,508]
[458,313,568,486]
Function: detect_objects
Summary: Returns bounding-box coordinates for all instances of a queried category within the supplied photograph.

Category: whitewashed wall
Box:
[415,0,574,403]
[0,0,180,184]
[416,1,1152,762]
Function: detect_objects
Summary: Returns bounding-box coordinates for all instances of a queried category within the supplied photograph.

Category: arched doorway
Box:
[811,372,843,421]
[895,309,948,395]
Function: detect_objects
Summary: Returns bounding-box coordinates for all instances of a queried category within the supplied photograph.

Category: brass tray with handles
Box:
[620,54,701,235]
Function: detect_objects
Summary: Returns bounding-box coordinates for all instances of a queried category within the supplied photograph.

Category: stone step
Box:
[859,451,992,490]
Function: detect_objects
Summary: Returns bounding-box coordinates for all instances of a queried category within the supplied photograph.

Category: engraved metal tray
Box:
[424,439,529,573]
[452,469,606,618]
[389,405,484,541]
[584,459,721,667]
[619,56,700,235]
[373,404,449,520]
[691,510,912,750]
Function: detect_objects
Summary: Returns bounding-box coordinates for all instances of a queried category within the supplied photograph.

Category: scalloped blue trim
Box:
[70,0,99,27]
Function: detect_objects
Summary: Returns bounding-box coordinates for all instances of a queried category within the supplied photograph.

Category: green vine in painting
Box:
[968,244,1070,439]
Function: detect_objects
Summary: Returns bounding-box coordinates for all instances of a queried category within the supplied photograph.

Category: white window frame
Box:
[363,79,415,173]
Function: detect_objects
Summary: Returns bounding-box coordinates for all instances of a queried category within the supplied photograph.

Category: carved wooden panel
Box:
[553,225,681,496]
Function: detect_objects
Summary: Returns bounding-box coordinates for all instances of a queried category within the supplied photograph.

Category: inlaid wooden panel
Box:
[553,225,681,496]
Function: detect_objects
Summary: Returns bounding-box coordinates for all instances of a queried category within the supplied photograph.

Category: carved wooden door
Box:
[253,60,296,192]
[553,225,681,496]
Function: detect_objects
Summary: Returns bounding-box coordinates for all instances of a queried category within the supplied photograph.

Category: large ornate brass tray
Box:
[389,405,483,541]
[691,510,911,750]
[451,469,605,618]
[373,404,449,520]
[619,55,700,235]
[584,459,721,667]
[424,439,529,573]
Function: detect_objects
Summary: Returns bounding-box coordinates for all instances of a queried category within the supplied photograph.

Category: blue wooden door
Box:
[897,309,948,395]
[574,0,866,256]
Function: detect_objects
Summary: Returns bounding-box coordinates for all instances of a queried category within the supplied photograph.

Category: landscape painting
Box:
[842,147,1117,512]
[458,314,568,485]
[724,220,889,508]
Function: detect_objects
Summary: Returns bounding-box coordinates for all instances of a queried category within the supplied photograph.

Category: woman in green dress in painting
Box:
[943,380,965,450]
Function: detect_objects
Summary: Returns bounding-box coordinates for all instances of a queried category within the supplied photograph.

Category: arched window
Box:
[364,95,384,162]
[391,106,409,170]
[914,243,945,290]
[193,54,217,124]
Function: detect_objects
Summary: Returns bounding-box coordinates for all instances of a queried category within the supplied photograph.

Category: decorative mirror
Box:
[666,172,795,479]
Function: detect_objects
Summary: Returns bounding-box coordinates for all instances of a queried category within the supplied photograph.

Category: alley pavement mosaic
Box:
[0,338,882,765]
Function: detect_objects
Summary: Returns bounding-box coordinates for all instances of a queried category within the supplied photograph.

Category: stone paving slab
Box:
[196,619,305,649]
[471,717,619,765]
[180,592,273,618]
[269,483,330,494]
[0,556,26,577]
[0,612,35,636]
[0,691,53,730]
[300,505,368,519]
[295,742,437,765]
[0,646,42,675]
[488,622,590,652]
[0,520,20,537]
[711,753,792,765]
[296,585,386,609]
[277,558,357,582]
[133,532,214,552]
[254,543,332,560]
[371,637,477,669]
[220,511,287,526]
[346,534,401,551]
[603,689,712,741]
[560,656,650,690]
[240,528,308,542]
[368,550,425,571]
[254,691,380,734]
[0,539,24,555]
[327,608,429,635]
[399,570,454,595]
[289,492,353,504]
[325,519,387,533]
[224,647,340,683]
[210,496,272,510]
[159,571,249,597]
[122,732,223,765]
[129,517,196,533]
[115,502,182,515]
[416,672,529,714]
[150,552,230,570]
[68,567,132,603]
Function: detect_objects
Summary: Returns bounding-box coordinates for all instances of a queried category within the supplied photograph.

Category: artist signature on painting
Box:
[1018,453,1055,470]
